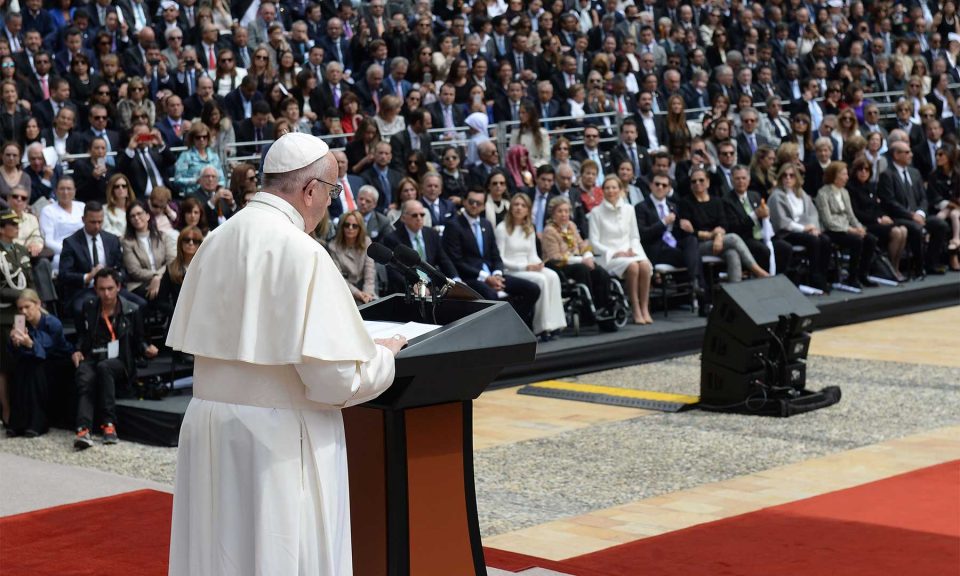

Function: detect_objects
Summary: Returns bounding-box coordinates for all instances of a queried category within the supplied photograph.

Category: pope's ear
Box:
[302,180,315,206]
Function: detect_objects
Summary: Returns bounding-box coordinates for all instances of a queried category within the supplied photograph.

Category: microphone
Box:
[393,244,455,294]
[367,242,422,286]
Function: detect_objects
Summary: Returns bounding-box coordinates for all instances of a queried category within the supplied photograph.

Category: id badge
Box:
[107,340,120,359]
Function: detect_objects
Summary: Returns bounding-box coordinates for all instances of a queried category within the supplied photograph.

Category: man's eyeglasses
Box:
[305,178,342,199]
[652,181,669,188]
[465,198,484,206]
[91,115,107,121]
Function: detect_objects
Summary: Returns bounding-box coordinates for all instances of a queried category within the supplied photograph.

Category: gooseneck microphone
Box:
[393,244,456,295]
[367,242,422,286]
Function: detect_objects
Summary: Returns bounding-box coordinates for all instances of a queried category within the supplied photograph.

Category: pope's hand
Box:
[375,335,407,356]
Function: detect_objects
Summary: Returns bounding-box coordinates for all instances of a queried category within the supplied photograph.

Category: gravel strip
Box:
[475,355,960,536]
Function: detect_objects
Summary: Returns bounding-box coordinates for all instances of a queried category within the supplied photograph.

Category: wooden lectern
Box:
[343,294,536,576]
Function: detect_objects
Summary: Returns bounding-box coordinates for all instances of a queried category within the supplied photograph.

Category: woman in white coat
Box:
[495,193,567,340]
[588,175,653,324]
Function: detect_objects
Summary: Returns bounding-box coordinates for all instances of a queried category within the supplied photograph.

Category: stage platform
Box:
[114,274,958,446]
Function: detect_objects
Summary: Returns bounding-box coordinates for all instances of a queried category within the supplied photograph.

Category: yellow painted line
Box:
[530,380,700,404]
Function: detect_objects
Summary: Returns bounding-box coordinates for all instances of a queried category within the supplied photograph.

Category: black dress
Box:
[848,178,896,245]
[8,313,74,436]
[680,194,729,234]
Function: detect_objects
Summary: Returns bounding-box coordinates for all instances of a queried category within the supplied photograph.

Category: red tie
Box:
[342,178,356,211]
[40,76,49,100]
[208,46,216,70]
[618,97,624,114]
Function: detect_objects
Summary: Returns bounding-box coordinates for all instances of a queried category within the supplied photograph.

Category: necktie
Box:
[40,77,49,100]
[379,171,391,205]
[341,178,356,211]
[415,234,426,259]
[173,122,181,137]
[473,220,490,274]
[333,84,341,107]
[901,168,911,187]
[535,194,546,232]
[187,71,195,96]
[208,46,216,69]
[376,17,384,36]
[749,134,756,153]
[658,203,677,248]
[724,169,732,190]
[430,201,440,222]
[396,80,403,97]
[91,235,99,266]
[512,103,519,121]
[743,195,762,240]
[497,36,505,55]
[139,149,160,190]
[629,146,639,177]
[516,54,524,71]
[343,21,352,39]
[99,131,115,166]
[335,43,343,65]
[444,106,454,128]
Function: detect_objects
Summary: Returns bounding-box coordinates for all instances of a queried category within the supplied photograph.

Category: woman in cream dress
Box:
[495,193,567,339]
[588,175,653,324]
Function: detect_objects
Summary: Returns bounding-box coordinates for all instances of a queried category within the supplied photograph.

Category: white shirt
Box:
[40,200,85,271]
[640,113,659,149]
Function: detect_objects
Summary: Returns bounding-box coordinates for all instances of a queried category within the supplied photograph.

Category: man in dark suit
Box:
[309,61,352,113]
[41,107,85,158]
[33,77,78,132]
[382,199,459,294]
[442,189,540,327]
[635,91,668,151]
[233,101,275,159]
[468,141,503,189]
[353,63,387,116]
[58,202,142,315]
[877,142,949,274]
[21,0,56,38]
[911,120,943,181]
[389,109,436,168]
[492,80,527,124]
[361,141,405,213]
[223,75,264,123]
[180,69,218,119]
[636,173,709,312]
[427,83,467,138]
[154,95,188,148]
[53,27,94,77]
[318,17,353,73]
[189,165,236,231]
[419,173,457,229]
[723,166,792,275]
[117,124,176,198]
[75,104,121,156]
[608,120,648,186]
[121,27,156,78]
[328,150,367,223]
[735,108,771,165]
[505,33,537,82]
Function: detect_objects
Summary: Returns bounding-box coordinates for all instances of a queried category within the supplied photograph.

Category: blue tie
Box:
[379,171,391,206]
[473,220,491,275]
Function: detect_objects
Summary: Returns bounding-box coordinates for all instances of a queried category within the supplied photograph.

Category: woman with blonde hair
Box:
[328,211,377,304]
[102,174,136,237]
[589,175,654,324]
[173,122,225,195]
[768,163,831,291]
[495,193,567,339]
[374,95,406,142]
[117,77,155,130]
[159,226,204,313]
[7,289,73,438]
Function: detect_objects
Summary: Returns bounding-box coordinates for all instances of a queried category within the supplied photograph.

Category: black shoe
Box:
[926,266,947,275]
[23,429,39,438]
[846,278,862,289]
[74,428,94,450]
[859,276,878,287]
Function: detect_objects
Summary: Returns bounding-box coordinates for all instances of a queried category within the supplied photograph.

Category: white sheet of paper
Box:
[363,320,441,341]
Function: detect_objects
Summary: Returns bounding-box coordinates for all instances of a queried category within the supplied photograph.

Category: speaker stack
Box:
[699,276,842,417]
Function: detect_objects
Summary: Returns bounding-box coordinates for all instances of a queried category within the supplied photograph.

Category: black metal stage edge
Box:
[494,275,960,388]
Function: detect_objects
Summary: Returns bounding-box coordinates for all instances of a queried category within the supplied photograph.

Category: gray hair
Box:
[165,26,183,40]
[325,60,343,74]
[263,157,326,196]
[814,136,834,150]
[357,184,379,202]
[390,57,409,71]
[366,63,384,81]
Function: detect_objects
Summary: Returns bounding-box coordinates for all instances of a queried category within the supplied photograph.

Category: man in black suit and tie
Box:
[735,108,771,165]
[419,173,456,229]
[443,189,540,327]
[529,166,557,235]
[58,202,144,315]
[493,80,526,124]
[390,109,436,168]
[75,104,121,160]
[877,142,949,274]
[33,77,78,132]
[428,83,467,140]
[467,141,503,189]
[234,102,275,159]
[506,33,537,83]
[117,124,175,198]
[223,76,264,124]
[382,199,459,294]
[310,61,353,114]
[361,141,405,213]
[912,120,944,181]
[723,166,793,275]
[636,173,709,312]
[608,120,648,186]
[190,166,236,230]
[121,27,156,78]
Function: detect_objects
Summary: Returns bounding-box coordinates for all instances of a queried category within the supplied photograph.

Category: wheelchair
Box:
[549,263,631,334]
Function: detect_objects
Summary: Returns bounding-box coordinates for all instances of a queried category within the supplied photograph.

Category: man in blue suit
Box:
[318,17,352,73]
[419,173,456,229]
[442,189,540,328]
[382,57,412,100]
[58,202,145,316]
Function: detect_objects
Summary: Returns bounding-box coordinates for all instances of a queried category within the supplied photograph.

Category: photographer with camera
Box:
[71,267,158,450]
[119,122,175,198]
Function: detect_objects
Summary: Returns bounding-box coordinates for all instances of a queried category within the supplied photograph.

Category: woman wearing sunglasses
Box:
[327,210,377,304]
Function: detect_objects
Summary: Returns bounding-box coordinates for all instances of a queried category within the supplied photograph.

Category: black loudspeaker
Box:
[699,277,840,416]
[708,276,819,344]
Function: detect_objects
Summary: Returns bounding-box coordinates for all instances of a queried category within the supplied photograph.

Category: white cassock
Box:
[166,192,396,575]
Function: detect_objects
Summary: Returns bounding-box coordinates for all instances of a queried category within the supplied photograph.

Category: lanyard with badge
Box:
[101,310,120,359]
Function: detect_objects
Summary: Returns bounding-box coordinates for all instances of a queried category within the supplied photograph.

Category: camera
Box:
[185,58,196,67]
[149,59,160,66]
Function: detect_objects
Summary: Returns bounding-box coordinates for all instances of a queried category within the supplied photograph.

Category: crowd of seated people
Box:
[3,0,960,448]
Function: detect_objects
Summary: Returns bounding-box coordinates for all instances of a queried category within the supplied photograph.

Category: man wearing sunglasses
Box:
[168,133,405,575]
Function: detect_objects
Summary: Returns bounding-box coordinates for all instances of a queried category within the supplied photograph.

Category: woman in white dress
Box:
[495,193,567,339]
[588,175,653,324]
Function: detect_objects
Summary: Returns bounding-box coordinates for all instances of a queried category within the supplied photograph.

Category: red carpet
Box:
[486,460,960,576]
[0,490,173,576]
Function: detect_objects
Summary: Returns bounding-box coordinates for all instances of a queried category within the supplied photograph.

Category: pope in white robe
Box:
[166,133,406,575]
